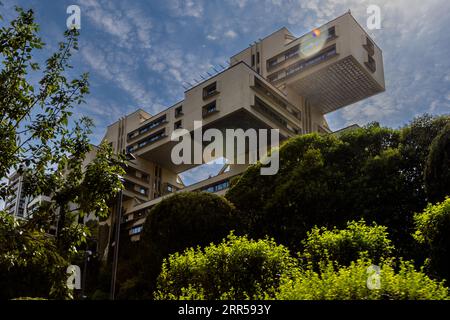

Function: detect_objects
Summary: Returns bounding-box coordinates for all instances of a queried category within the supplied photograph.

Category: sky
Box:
[1,0,450,186]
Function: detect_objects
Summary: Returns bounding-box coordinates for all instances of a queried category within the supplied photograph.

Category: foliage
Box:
[154,233,297,300]
[130,192,239,297]
[276,258,449,300]
[226,117,450,258]
[0,7,125,299]
[0,211,69,299]
[413,198,450,281]
[302,220,394,268]
[424,123,450,202]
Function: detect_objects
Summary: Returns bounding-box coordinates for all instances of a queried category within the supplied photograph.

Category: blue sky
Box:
[1,0,450,185]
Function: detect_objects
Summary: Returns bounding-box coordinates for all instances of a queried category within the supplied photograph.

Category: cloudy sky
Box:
[1,0,450,185]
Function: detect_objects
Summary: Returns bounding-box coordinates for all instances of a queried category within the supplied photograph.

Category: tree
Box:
[120,192,239,298]
[0,211,69,299]
[276,258,449,300]
[0,7,125,298]
[154,233,297,300]
[424,123,450,202]
[302,220,394,269]
[226,118,449,258]
[413,197,450,281]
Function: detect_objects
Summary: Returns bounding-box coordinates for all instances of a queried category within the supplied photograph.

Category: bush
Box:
[424,123,450,202]
[154,233,297,300]
[413,198,450,281]
[226,116,450,259]
[135,192,239,296]
[276,259,449,300]
[302,220,394,268]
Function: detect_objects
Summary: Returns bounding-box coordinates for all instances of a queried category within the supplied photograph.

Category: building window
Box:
[328,26,336,39]
[174,120,182,130]
[175,105,183,117]
[253,96,289,129]
[256,52,260,64]
[130,225,143,235]
[139,187,147,195]
[129,129,166,151]
[251,54,255,66]
[202,101,218,118]
[202,180,230,193]
[203,82,218,99]
[363,36,375,56]
[128,115,167,140]
[365,55,376,73]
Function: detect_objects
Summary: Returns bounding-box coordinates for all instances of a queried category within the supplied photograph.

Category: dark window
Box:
[203,82,218,99]
[328,26,336,39]
[202,101,218,117]
[131,129,166,151]
[130,225,143,235]
[174,120,182,130]
[202,180,230,193]
[128,115,167,140]
[253,96,289,128]
[363,36,375,56]
[365,55,376,73]
[256,52,260,64]
[175,106,183,117]
[251,54,255,66]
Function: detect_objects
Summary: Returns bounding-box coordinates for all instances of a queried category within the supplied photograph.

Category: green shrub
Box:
[154,233,297,300]
[424,123,450,202]
[226,116,450,259]
[302,220,394,268]
[414,198,450,281]
[276,259,449,300]
[135,192,239,296]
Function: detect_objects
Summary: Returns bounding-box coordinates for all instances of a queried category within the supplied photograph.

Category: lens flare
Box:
[300,28,327,58]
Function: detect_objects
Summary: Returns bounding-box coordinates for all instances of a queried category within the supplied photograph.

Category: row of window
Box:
[127,129,166,153]
[128,115,167,140]
[124,180,149,196]
[253,96,300,135]
[202,180,230,193]
[363,37,376,73]
[266,26,336,71]
[268,44,337,83]
[253,77,301,121]
[130,225,143,235]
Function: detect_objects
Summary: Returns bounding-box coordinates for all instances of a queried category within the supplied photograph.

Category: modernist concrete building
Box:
[4,170,30,219]
[99,12,385,241]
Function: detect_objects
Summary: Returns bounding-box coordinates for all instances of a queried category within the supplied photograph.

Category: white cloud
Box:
[168,0,204,18]
[224,30,238,39]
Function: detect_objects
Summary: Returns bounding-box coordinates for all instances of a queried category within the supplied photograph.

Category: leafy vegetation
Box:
[301,220,394,268]
[414,198,450,281]
[276,258,449,300]
[0,7,125,299]
[154,233,297,300]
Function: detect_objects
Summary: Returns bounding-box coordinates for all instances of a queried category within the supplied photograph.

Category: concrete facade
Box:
[99,12,385,241]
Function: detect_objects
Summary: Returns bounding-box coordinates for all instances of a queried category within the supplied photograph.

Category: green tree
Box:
[226,118,449,258]
[154,233,297,300]
[276,258,449,300]
[424,123,450,203]
[120,192,239,298]
[302,220,394,268]
[0,7,125,299]
[413,197,450,281]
